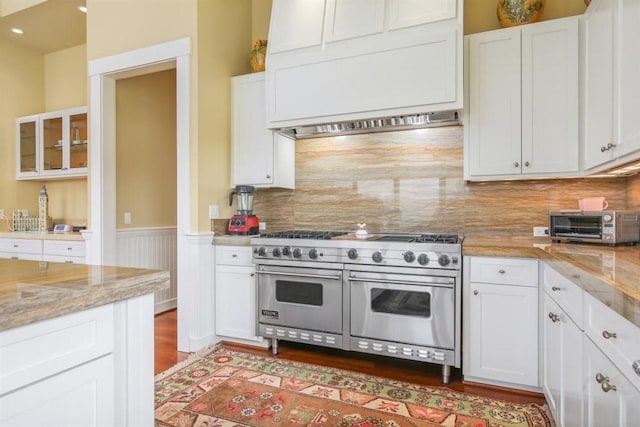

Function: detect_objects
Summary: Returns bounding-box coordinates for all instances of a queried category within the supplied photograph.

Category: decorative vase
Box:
[250,39,267,73]
[584,0,591,5]
[497,0,546,28]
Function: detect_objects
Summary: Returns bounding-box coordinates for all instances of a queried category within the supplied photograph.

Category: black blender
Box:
[227,185,260,235]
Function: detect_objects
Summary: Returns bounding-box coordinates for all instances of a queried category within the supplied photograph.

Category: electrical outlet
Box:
[124,212,132,225]
[259,222,267,231]
[533,226,549,237]
[0,209,4,219]
[208,204,219,219]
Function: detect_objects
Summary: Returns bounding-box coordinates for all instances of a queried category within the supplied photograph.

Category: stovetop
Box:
[252,230,463,269]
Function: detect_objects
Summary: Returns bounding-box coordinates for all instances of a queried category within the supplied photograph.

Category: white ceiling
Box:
[0,0,86,53]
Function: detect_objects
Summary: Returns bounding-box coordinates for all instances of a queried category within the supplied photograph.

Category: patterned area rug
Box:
[155,345,554,427]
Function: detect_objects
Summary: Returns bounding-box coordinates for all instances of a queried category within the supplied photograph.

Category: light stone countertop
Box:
[0,231,85,241]
[464,236,640,328]
[212,235,254,246]
[0,259,169,331]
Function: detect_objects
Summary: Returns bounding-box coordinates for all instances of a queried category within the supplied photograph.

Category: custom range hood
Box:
[279,111,460,140]
[265,1,464,135]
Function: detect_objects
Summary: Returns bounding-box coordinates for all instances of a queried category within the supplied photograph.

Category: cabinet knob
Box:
[551,286,561,291]
[601,145,608,152]
[602,330,617,339]
[473,290,478,295]
[548,312,560,323]
[632,360,640,377]
[266,174,271,179]
[514,162,519,167]
[601,381,617,393]
[498,269,506,274]
[595,372,609,384]
[524,161,530,167]
[607,142,617,150]
[250,272,255,277]
[231,254,237,257]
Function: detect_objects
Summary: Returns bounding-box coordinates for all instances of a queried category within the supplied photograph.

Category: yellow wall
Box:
[252,0,272,42]
[115,70,177,228]
[0,37,44,230]
[464,0,588,34]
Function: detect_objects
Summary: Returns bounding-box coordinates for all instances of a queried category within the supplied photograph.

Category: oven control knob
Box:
[292,248,302,258]
[282,246,291,256]
[417,254,429,265]
[347,248,358,260]
[403,251,415,263]
[438,254,450,266]
[603,214,613,222]
[272,248,282,257]
[308,248,319,259]
[372,251,383,263]
[257,247,267,256]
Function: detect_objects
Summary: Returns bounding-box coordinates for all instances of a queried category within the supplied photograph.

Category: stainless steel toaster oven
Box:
[549,211,640,245]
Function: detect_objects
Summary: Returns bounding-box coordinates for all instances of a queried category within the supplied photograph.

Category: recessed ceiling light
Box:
[78,5,87,13]
[11,28,24,34]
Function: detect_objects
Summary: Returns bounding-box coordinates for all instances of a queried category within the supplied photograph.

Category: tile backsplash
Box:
[250,126,630,237]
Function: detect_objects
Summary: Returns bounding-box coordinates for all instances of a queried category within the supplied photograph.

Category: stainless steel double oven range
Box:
[252,230,463,384]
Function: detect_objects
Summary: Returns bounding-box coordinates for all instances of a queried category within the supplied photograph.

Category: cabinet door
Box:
[387,0,457,30]
[0,355,114,427]
[467,282,538,386]
[467,28,522,177]
[324,0,384,42]
[68,110,88,173]
[584,337,640,427]
[584,0,615,169]
[268,0,325,54]
[15,115,40,179]
[215,264,261,342]
[543,294,584,427]
[521,18,579,174]
[231,73,274,187]
[615,0,640,158]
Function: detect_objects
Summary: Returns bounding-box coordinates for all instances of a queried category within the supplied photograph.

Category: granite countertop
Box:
[0,259,169,331]
[0,231,85,241]
[464,236,640,328]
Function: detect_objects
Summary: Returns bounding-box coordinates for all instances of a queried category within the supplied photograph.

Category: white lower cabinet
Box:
[43,239,85,263]
[543,293,584,427]
[215,245,263,345]
[584,336,640,427]
[0,237,85,263]
[463,257,539,389]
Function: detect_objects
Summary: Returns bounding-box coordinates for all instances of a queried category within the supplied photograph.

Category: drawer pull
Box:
[11,256,18,260]
[231,254,237,258]
[473,290,479,295]
[551,286,561,291]
[548,312,560,323]
[498,269,506,274]
[13,244,18,248]
[595,372,609,384]
[633,360,640,377]
[602,330,617,339]
[572,274,581,279]
[601,381,617,393]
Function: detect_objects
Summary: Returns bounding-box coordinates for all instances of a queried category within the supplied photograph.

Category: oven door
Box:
[256,265,343,334]
[349,271,455,349]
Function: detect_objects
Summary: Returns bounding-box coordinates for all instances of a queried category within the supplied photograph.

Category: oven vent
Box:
[278,111,460,140]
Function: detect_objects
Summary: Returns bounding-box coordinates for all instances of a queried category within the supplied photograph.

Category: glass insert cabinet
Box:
[16,106,88,180]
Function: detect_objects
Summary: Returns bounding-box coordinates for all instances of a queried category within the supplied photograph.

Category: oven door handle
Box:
[348,277,454,287]
[255,270,342,281]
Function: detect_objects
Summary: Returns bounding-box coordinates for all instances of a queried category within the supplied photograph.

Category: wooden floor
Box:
[154,309,546,406]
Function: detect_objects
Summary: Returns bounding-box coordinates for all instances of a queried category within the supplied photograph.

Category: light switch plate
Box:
[208,204,219,219]
[124,212,132,225]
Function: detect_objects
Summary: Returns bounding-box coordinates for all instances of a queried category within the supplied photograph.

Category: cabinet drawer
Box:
[469,257,538,286]
[0,238,42,254]
[542,263,584,329]
[0,304,114,395]
[584,291,640,391]
[215,246,253,266]
[43,254,85,264]
[43,240,85,257]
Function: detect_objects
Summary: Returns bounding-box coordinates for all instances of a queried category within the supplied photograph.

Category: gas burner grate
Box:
[259,230,348,240]
[414,234,461,244]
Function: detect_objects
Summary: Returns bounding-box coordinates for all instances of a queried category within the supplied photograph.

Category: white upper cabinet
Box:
[268,0,325,53]
[16,107,88,180]
[464,17,580,181]
[266,0,463,129]
[387,0,457,30]
[231,72,294,189]
[584,0,640,171]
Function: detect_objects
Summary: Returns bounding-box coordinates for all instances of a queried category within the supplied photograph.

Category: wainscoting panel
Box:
[116,227,177,313]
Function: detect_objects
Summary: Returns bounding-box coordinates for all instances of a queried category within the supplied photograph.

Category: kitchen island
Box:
[0,259,169,426]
